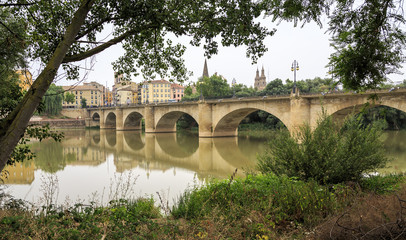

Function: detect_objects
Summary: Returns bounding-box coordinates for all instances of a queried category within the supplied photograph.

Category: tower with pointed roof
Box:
[254,66,266,90]
[202,59,209,78]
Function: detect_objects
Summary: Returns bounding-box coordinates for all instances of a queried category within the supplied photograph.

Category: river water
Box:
[3,129,406,206]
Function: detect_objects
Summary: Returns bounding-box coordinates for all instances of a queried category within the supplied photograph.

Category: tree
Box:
[0,0,271,172]
[65,92,75,104]
[81,98,87,108]
[262,78,289,95]
[42,84,64,116]
[258,113,389,184]
[197,75,231,98]
[262,0,406,90]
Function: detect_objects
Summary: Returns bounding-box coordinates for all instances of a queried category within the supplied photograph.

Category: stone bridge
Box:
[86,89,406,137]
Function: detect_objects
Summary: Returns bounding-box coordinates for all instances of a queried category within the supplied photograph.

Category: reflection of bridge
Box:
[89,131,256,178]
[87,90,406,136]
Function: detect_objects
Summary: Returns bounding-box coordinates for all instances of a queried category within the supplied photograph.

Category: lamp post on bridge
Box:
[291,60,299,94]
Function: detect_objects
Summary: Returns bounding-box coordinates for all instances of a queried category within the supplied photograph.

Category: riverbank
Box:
[0,174,404,239]
[29,116,85,128]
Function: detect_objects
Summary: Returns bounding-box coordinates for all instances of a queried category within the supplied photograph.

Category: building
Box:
[62,83,103,108]
[202,59,209,78]
[116,85,135,105]
[254,66,266,91]
[139,80,172,104]
[171,83,185,102]
[16,69,33,91]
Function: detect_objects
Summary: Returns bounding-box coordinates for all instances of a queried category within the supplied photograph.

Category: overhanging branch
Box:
[63,24,157,63]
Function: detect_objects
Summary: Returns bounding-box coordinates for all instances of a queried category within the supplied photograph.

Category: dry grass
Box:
[309,185,406,240]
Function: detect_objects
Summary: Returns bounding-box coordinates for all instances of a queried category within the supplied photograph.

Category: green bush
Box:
[257,113,389,184]
[171,174,338,226]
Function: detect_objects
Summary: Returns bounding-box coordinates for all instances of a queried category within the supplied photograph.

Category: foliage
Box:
[360,173,404,194]
[261,0,406,90]
[172,174,338,226]
[42,84,64,116]
[196,75,232,98]
[0,8,27,80]
[257,113,389,184]
[358,105,406,130]
[81,98,87,108]
[64,92,75,104]
[328,0,406,90]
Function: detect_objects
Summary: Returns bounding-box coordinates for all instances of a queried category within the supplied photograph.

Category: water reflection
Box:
[381,131,406,173]
[23,129,260,181]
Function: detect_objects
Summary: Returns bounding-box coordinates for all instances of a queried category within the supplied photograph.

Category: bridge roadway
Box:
[86,89,406,137]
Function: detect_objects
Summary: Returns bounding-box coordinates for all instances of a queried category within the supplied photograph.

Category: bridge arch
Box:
[92,112,100,121]
[329,95,406,124]
[123,111,143,130]
[105,112,116,129]
[155,111,199,133]
[212,107,288,137]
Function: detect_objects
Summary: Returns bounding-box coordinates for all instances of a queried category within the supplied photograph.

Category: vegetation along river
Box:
[3,129,406,206]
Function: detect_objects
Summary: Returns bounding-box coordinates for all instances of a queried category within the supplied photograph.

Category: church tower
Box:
[254,66,266,90]
[202,59,209,78]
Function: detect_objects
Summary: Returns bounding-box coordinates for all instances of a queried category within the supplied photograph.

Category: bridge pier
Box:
[198,103,214,137]
[289,96,311,133]
[145,106,155,133]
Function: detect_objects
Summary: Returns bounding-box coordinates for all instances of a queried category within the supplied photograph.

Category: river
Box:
[3,129,406,206]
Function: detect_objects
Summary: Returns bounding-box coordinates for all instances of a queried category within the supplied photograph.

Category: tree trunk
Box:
[0,0,95,172]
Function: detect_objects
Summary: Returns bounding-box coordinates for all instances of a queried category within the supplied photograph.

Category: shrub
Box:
[171,174,338,226]
[257,112,389,184]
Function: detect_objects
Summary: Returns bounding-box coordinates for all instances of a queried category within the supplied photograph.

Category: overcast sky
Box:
[53,17,405,90]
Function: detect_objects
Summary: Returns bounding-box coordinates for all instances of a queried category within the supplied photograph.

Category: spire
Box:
[261,65,265,77]
[202,59,209,78]
[256,68,259,78]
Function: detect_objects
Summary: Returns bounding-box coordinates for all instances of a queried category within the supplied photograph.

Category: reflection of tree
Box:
[32,141,67,173]
[176,131,198,154]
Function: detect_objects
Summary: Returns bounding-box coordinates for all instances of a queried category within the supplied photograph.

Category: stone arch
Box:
[105,112,116,129]
[212,108,288,137]
[155,111,199,133]
[92,112,100,121]
[123,112,143,130]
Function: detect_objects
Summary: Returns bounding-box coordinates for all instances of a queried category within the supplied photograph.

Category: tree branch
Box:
[0,3,36,7]
[63,24,157,63]
[75,17,116,40]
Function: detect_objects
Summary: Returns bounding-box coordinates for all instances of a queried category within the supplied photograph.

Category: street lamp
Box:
[232,78,236,98]
[328,66,334,92]
[291,60,299,93]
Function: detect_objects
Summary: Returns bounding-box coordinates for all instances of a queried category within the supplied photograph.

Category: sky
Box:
[52,17,405,90]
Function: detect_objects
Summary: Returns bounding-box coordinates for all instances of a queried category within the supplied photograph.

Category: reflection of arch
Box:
[213,108,287,137]
[212,138,250,167]
[92,112,100,121]
[156,111,198,132]
[124,112,143,130]
[105,112,116,129]
[155,133,198,158]
[92,134,100,144]
[123,131,145,151]
[106,130,117,147]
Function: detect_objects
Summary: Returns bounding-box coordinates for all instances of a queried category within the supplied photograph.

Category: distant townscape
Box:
[16,59,268,109]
